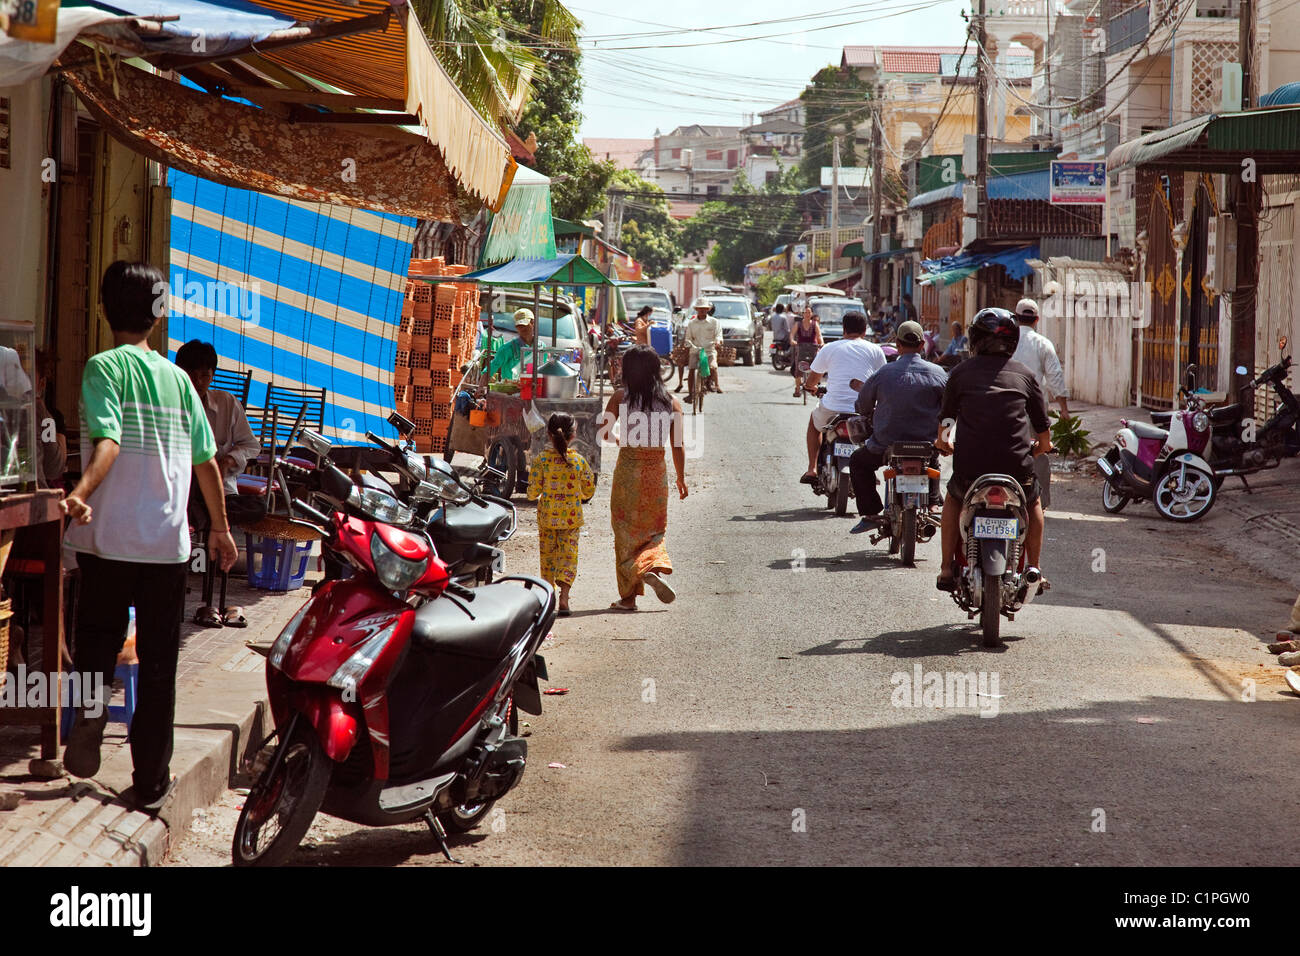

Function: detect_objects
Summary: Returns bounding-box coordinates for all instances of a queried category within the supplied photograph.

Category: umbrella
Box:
[783,284,845,296]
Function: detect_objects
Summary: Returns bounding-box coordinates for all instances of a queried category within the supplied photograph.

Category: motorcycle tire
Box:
[1100,480,1130,513]
[753,341,763,365]
[981,582,1002,648]
[658,357,675,383]
[741,346,753,366]
[1152,465,1216,522]
[232,719,331,868]
[900,509,917,566]
[835,475,850,516]
[439,799,498,834]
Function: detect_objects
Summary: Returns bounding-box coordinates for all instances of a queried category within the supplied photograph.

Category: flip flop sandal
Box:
[1286,669,1300,697]
[608,601,638,612]
[193,606,223,628]
[1036,577,1052,595]
[799,473,817,484]
[222,607,248,628]
[642,571,676,605]
[935,575,956,593]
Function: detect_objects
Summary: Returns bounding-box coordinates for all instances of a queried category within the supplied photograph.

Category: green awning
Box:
[553,217,595,238]
[1207,106,1300,151]
[808,267,860,286]
[1108,107,1300,172]
[479,165,557,266]
[1108,115,1213,172]
[841,240,864,258]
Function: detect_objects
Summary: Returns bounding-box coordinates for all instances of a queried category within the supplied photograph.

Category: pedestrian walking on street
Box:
[60,260,238,813]
[527,412,596,616]
[1011,297,1069,510]
[604,346,688,611]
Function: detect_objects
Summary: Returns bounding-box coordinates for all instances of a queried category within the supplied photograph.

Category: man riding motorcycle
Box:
[848,320,947,534]
[933,309,1052,592]
[799,310,886,485]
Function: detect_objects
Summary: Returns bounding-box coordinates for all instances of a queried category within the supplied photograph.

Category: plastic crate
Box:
[246,534,314,591]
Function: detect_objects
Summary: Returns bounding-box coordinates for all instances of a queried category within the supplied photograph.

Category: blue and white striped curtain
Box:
[166,171,415,444]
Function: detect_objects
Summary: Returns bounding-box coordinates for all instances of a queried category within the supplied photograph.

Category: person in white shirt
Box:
[683,298,723,398]
[1012,297,1068,508]
[799,311,887,483]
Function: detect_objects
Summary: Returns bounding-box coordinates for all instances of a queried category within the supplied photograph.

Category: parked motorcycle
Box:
[770,339,792,371]
[1097,353,1297,521]
[232,429,556,867]
[947,473,1042,647]
[867,441,940,565]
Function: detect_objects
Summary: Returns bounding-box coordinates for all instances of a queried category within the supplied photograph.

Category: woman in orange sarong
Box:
[604,346,689,611]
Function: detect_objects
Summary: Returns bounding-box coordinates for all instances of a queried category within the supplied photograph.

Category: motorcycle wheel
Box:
[484,439,518,499]
[900,509,917,566]
[1152,466,1216,522]
[1100,480,1130,513]
[439,800,498,834]
[232,720,331,867]
[835,475,850,516]
[981,581,1002,648]
[658,357,675,383]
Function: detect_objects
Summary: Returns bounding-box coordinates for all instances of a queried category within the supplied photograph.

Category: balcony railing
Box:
[1107,0,1238,56]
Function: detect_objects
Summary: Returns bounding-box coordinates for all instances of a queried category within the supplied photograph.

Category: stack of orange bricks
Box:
[393,258,481,453]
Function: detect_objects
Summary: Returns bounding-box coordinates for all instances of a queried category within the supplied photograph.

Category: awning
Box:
[808,267,860,287]
[840,240,864,259]
[464,254,616,287]
[479,165,556,266]
[1107,115,1214,172]
[553,217,596,238]
[26,0,516,209]
[909,169,1051,209]
[918,243,1039,285]
[66,61,460,221]
[863,247,911,262]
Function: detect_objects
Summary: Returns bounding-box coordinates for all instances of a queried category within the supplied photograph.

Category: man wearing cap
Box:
[847,320,948,533]
[1011,297,1068,509]
[683,297,723,397]
[488,307,538,381]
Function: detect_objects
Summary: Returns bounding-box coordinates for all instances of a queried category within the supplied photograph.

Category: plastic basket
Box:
[245,534,314,591]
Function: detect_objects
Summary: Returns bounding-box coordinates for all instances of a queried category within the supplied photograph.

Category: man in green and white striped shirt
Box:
[61,261,238,812]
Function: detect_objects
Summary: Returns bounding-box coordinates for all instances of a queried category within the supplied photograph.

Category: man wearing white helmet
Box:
[1011,297,1068,509]
[683,297,723,399]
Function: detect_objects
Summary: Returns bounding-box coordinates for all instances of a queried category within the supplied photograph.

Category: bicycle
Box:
[688,348,710,416]
[797,360,813,405]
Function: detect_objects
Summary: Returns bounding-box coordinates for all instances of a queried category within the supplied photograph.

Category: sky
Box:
[572,0,973,140]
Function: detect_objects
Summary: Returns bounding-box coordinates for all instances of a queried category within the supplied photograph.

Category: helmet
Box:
[968,308,1020,356]
[1014,297,1040,321]
[692,297,713,311]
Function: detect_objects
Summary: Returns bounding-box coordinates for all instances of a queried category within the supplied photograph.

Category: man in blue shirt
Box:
[848,320,948,533]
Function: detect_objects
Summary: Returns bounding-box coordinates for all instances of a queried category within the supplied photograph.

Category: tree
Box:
[799,66,873,189]
[681,166,804,285]
[412,0,579,124]
[609,169,681,279]
[757,268,804,307]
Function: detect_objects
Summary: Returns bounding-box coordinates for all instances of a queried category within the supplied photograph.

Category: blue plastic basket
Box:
[245,534,314,591]
[650,323,673,357]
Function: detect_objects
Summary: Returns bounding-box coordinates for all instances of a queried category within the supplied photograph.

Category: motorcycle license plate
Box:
[833,442,859,458]
[894,474,928,494]
[973,516,1018,539]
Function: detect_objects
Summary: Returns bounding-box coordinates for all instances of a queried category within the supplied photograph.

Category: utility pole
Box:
[830,135,841,276]
[1231,0,1259,397]
[973,0,989,312]
[871,82,883,306]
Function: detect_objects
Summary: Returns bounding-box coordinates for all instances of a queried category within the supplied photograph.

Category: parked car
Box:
[708,294,764,365]
[620,286,674,326]
[480,290,593,383]
[809,296,867,343]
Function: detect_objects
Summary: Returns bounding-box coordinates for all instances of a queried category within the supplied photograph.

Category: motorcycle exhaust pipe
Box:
[1018,566,1042,606]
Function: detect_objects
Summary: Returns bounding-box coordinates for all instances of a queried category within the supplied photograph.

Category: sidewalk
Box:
[1065,399,1300,593]
[0,565,308,866]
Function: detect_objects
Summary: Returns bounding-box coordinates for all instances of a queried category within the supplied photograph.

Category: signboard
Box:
[480,170,556,265]
[792,244,809,267]
[3,0,59,42]
[1050,161,1107,204]
[820,167,871,188]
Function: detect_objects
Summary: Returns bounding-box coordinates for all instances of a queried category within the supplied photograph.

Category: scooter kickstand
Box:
[423,810,462,864]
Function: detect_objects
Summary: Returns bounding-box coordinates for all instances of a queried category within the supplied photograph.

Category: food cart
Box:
[444,254,620,498]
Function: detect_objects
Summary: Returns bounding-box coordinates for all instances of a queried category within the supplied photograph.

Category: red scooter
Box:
[232,430,555,866]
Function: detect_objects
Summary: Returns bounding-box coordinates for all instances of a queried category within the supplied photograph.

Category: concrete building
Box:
[646,124,744,198]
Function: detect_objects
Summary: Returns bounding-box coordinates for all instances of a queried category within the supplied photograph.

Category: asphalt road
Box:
[167,353,1300,867]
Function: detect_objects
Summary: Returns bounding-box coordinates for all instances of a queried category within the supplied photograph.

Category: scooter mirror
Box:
[299,429,332,457]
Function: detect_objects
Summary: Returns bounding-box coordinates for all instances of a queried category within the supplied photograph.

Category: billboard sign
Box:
[1050,161,1106,204]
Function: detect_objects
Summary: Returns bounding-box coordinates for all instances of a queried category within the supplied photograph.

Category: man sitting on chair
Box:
[175,340,264,628]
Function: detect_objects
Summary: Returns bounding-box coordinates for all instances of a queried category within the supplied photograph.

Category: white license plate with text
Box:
[973,516,1018,539]
[894,474,929,494]
[833,442,859,458]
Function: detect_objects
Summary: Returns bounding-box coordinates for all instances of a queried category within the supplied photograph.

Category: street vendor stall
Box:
[447,254,620,497]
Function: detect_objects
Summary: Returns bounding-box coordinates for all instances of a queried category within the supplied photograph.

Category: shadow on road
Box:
[612,693,1300,865]
[797,621,1025,658]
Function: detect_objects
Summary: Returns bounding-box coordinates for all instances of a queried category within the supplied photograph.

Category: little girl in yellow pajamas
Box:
[527,413,596,615]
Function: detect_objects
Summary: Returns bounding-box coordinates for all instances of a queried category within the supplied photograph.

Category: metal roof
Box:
[909,168,1050,208]
[1108,107,1300,172]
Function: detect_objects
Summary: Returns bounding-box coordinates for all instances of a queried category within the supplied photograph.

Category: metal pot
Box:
[535,358,580,399]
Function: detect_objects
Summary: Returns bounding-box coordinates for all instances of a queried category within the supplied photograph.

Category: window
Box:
[908,83,924,95]
[706,149,723,161]
[671,147,681,159]
[765,171,779,185]
[706,185,722,198]
[726,149,738,168]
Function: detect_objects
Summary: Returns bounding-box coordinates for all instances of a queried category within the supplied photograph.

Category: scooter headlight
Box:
[370,530,430,592]
[326,620,400,696]
[269,601,313,671]
[1192,411,1210,433]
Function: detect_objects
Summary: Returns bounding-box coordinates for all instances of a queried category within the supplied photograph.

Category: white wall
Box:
[0,78,50,334]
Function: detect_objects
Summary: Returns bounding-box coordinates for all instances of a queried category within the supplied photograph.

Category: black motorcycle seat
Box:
[410,582,544,660]
[431,498,511,544]
[886,441,935,458]
[1128,420,1168,441]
